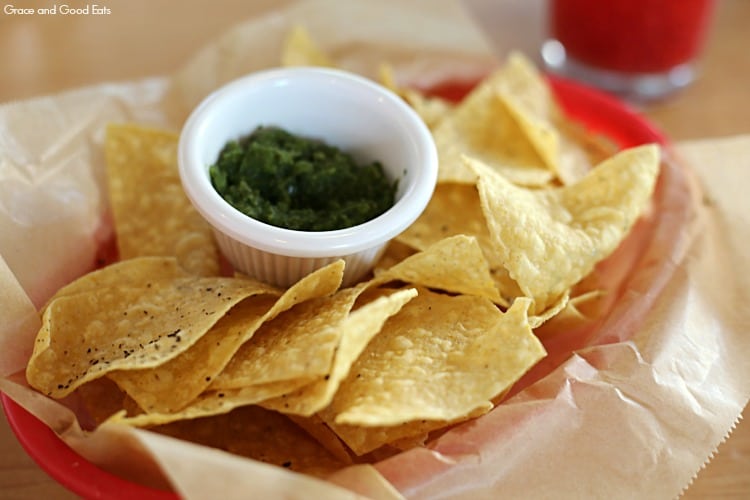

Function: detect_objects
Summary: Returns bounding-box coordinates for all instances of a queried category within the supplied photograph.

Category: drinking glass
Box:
[541,0,716,101]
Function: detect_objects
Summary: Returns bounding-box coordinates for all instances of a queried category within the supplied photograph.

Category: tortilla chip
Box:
[320,291,543,454]
[108,260,345,413]
[281,25,335,67]
[469,144,660,314]
[209,285,361,391]
[378,63,453,130]
[104,124,220,276]
[151,405,347,478]
[373,240,418,272]
[76,377,130,427]
[431,63,554,186]
[396,184,488,251]
[325,406,490,457]
[535,289,607,336]
[499,53,599,186]
[395,184,519,304]
[106,378,314,427]
[528,291,570,329]
[45,257,188,303]
[260,287,417,416]
[376,235,502,304]
[287,414,353,464]
[26,273,276,399]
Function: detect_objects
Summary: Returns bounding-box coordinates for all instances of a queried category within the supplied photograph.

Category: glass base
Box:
[541,39,696,103]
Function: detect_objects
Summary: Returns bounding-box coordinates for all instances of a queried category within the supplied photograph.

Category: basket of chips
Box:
[2,1,748,499]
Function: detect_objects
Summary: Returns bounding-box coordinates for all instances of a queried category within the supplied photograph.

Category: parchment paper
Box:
[1,1,749,498]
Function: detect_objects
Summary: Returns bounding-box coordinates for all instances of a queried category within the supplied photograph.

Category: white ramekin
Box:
[178,67,438,287]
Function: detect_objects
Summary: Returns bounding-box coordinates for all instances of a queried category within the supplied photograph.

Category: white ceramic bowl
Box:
[178,67,438,287]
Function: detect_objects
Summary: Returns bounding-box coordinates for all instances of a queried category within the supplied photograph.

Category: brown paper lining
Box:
[1,1,749,498]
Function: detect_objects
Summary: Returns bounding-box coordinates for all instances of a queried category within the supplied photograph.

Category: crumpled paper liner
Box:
[1,0,749,498]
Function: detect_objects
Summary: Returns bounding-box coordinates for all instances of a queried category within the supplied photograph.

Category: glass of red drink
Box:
[541,0,716,102]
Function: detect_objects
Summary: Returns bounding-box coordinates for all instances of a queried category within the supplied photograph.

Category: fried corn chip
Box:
[44,257,189,306]
[396,184,489,252]
[152,405,348,478]
[469,144,660,314]
[106,378,315,428]
[504,94,591,187]
[281,25,335,68]
[394,184,519,304]
[375,235,502,304]
[77,377,131,427]
[494,53,589,185]
[378,63,453,130]
[105,296,277,413]
[432,63,554,187]
[108,260,345,413]
[104,124,220,276]
[260,287,417,416]
[116,288,415,427]
[528,291,570,329]
[210,283,361,391]
[374,240,418,272]
[535,289,606,335]
[320,290,544,454]
[324,406,490,457]
[286,414,353,464]
[330,291,543,425]
[431,52,604,187]
[496,53,560,170]
[26,276,274,399]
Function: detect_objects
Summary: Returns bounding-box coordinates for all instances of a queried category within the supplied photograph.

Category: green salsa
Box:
[209,126,398,232]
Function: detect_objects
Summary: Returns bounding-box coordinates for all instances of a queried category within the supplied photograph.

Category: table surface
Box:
[1,1,748,498]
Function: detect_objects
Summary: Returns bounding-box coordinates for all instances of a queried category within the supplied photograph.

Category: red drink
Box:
[542,0,715,101]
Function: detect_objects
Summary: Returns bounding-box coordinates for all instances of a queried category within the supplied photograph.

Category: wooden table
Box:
[1,1,748,498]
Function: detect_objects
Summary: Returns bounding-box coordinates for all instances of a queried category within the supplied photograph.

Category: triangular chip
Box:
[209,284,361,391]
[395,183,519,304]
[396,183,490,252]
[320,291,545,454]
[260,287,417,416]
[104,124,220,276]
[432,60,554,187]
[286,414,353,464]
[496,52,594,185]
[105,378,314,428]
[108,260,345,413]
[378,62,453,130]
[41,257,188,310]
[469,144,660,314]
[149,405,348,477]
[26,274,275,398]
[281,25,335,67]
[376,235,502,304]
[324,406,490,457]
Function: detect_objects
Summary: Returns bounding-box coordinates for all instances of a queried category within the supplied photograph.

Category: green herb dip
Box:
[209,126,398,232]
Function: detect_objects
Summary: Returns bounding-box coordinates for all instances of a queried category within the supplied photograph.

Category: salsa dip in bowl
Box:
[178,66,438,287]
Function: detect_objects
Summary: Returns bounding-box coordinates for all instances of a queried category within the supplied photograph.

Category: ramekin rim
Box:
[177,66,438,259]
